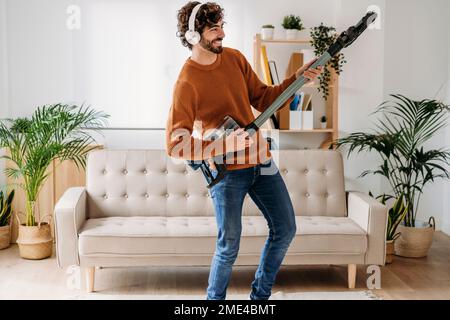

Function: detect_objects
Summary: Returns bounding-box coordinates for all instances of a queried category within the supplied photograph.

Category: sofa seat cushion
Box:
[78,216,367,256]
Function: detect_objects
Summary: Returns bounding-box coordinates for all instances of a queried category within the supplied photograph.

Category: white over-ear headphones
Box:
[185,3,203,45]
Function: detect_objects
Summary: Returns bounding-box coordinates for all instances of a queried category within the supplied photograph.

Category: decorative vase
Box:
[261,28,274,40]
[385,240,395,264]
[394,218,435,258]
[0,224,11,249]
[285,29,299,40]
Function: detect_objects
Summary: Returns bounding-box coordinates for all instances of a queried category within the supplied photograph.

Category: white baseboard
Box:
[441,223,450,236]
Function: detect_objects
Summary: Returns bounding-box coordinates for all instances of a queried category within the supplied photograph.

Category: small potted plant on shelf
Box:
[282,15,304,40]
[0,189,15,250]
[331,94,450,258]
[310,23,346,100]
[0,103,109,259]
[261,24,275,40]
[320,115,327,129]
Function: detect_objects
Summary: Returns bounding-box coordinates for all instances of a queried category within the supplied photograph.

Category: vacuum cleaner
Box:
[187,11,378,188]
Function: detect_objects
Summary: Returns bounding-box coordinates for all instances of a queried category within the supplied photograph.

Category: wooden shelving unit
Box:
[253,33,339,149]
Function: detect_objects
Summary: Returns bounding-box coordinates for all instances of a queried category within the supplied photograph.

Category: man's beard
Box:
[200,37,223,54]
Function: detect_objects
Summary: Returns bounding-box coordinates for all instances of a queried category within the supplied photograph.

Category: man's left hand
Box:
[295,58,324,83]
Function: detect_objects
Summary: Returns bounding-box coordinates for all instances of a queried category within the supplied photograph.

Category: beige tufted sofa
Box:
[55,149,388,293]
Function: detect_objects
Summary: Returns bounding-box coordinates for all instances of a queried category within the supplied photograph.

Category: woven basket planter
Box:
[385,240,395,264]
[0,224,11,250]
[16,213,53,260]
[394,218,435,258]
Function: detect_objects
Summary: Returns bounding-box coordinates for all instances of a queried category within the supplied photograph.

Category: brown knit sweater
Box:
[166,47,297,170]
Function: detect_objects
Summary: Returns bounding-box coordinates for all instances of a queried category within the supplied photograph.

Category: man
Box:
[166,1,322,300]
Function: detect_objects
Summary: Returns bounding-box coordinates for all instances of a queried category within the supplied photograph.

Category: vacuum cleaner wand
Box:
[247,11,378,133]
[187,11,378,188]
[328,11,378,55]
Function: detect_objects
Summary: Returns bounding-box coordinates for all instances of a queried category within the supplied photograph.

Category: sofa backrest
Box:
[86,149,347,218]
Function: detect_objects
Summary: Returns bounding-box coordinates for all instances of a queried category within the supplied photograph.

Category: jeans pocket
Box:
[260,158,272,168]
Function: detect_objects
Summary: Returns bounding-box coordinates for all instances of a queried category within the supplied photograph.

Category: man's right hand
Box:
[225,128,254,152]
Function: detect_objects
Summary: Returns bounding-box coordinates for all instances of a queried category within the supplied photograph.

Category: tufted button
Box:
[184,170,188,175]
[304,169,309,174]
[165,193,169,198]
[123,169,128,175]
[205,193,210,197]
[305,192,310,197]
[283,169,288,174]
[102,169,107,175]
[124,194,128,198]
[143,169,148,174]
[185,193,190,198]
[322,169,328,174]
[144,193,149,198]
[103,195,108,199]
[164,169,168,174]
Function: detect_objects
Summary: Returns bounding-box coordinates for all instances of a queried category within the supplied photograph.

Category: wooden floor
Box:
[1,232,450,300]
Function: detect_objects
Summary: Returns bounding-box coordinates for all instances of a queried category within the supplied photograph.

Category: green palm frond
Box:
[0,103,109,226]
[0,189,15,226]
[332,94,449,227]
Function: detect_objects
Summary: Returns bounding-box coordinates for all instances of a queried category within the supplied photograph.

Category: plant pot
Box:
[385,240,395,264]
[285,29,299,40]
[16,212,53,260]
[0,224,11,249]
[394,219,435,258]
[261,28,274,40]
[320,122,327,129]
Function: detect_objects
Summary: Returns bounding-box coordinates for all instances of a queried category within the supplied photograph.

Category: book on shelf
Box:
[302,93,312,111]
[289,93,300,111]
[297,92,305,110]
[268,60,280,85]
[285,52,303,78]
[256,45,281,129]
[260,45,272,85]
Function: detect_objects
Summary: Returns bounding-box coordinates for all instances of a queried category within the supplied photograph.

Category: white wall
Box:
[334,0,386,195]
[443,13,450,235]
[2,0,449,231]
[0,0,8,190]
[383,0,449,231]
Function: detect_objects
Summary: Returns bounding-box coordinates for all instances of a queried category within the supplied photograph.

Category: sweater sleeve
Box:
[166,81,225,160]
[240,51,297,113]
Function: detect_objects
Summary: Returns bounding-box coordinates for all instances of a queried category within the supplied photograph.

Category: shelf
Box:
[302,82,335,89]
[254,32,339,148]
[261,128,334,133]
[261,38,312,44]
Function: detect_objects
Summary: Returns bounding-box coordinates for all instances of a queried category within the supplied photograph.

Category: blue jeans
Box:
[206,158,297,300]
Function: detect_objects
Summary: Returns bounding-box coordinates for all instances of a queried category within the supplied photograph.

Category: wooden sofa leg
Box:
[348,264,356,289]
[86,267,95,293]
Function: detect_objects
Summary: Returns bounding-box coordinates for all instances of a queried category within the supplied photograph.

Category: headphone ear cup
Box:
[186,30,201,45]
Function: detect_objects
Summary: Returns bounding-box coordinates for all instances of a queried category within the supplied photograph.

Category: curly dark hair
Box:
[176,2,225,50]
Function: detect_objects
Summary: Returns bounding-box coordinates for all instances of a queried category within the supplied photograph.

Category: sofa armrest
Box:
[347,191,388,265]
[54,187,87,269]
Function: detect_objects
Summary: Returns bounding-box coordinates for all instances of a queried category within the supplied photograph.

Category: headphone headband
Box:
[188,3,203,34]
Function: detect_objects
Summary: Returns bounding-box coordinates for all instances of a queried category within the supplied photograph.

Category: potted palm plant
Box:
[331,94,449,258]
[0,104,108,259]
[0,189,15,249]
[370,192,408,263]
